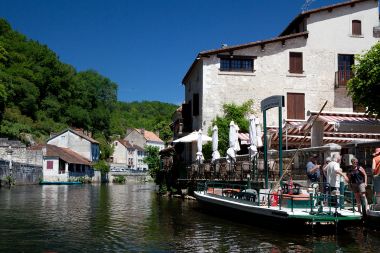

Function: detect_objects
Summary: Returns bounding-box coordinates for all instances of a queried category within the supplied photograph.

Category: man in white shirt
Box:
[325,154,348,191]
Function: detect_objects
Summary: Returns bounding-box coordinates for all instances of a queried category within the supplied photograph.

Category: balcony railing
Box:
[335,70,353,88]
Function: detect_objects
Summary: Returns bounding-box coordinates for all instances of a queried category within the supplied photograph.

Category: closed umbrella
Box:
[226,121,236,163]
[196,129,204,163]
[234,123,241,152]
[249,116,258,160]
[211,126,220,162]
[255,118,263,148]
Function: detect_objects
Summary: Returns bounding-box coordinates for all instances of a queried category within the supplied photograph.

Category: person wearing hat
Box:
[372,148,380,203]
[306,154,321,186]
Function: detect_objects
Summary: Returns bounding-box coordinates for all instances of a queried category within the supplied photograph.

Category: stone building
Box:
[181,0,379,133]
[177,0,380,162]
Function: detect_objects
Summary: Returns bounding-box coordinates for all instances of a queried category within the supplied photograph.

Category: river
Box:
[0,183,379,252]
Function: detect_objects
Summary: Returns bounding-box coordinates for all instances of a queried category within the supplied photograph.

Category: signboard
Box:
[260,95,284,112]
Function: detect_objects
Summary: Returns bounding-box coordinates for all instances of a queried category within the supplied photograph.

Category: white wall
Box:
[112,141,127,164]
[48,131,92,161]
[43,158,68,182]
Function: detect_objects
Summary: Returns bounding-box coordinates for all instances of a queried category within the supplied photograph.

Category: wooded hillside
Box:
[0,19,177,145]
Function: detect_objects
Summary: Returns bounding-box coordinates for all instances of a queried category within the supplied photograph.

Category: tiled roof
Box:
[136,129,164,143]
[45,144,91,165]
[134,144,145,152]
[118,139,133,148]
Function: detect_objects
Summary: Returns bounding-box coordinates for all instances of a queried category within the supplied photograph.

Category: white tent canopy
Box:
[173,131,212,143]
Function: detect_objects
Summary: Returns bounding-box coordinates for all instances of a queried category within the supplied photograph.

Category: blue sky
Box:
[0,0,346,105]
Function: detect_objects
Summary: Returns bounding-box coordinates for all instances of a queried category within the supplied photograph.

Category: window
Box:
[287,93,305,120]
[352,20,362,35]
[289,52,303,74]
[193,93,199,116]
[219,56,254,72]
[47,161,53,169]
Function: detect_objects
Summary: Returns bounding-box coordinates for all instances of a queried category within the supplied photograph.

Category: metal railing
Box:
[335,70,353,88]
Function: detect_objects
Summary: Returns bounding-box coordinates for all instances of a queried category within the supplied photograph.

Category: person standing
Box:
[306,154,321,186]
[326,154,349,207]
[348,158,368,213]
[372,148,380,204]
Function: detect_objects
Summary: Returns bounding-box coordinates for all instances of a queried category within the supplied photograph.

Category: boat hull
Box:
[39,181,83,185]
[194,191,361,230]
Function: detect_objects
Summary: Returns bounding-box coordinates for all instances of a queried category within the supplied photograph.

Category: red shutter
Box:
[47,161,53,169]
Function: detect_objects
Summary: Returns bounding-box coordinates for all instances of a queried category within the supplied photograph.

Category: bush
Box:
[113,175,126,184]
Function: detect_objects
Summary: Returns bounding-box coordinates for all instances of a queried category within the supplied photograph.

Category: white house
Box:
[110,139,149,171]
[125,128,165,151]
[42,144,92,182]
[47,128,100,162]
[181,0,379,134]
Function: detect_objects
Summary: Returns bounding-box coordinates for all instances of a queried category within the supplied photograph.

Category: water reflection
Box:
[0,184,380,252]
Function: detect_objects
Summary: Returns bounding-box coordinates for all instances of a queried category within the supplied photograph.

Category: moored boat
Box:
[39,181,83,185]
[194,181,362,229]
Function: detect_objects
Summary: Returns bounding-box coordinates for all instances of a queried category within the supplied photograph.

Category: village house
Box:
[42,144,92,182]
[125,128,165,151]
[40,129,100,182]
[110,139,148,171]
[177,0,380,161]
[110,128,163,171]
[47,128,100,162]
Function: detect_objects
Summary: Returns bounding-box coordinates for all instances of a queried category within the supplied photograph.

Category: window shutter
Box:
[289,52,303,74]
[47,161,53,169]
[193,93,199,116]
[352,20,361,35]
[287,93,305,120]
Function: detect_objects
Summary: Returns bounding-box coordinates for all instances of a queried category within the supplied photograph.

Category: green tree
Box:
[143,145,161,184]
[348,42,380,115]
[203,100,254,159]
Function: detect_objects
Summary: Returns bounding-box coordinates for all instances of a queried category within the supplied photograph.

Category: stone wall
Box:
[0,138,42,166]
[0,160,43,185]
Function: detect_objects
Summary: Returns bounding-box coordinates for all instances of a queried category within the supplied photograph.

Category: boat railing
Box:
[200,181,359,214]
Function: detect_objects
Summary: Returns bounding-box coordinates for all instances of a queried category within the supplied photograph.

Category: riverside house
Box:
[177,0,380,162]
[110,129,164,171]
[42,128,100,182]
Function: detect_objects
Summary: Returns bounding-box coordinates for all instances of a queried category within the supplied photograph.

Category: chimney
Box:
[141,128,145,135]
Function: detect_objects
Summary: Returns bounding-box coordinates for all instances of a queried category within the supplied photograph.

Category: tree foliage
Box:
[203,100,255,159]
[143,145,161,183]
[348,42,380,116]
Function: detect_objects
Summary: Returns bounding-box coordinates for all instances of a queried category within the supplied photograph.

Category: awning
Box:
[238,133,250,145]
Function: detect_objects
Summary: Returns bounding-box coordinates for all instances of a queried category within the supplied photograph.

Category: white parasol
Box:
[196,129,204,163]
[255,118,263,147]
[249,116,258,160]
[211,126,220,162]
[226,121,237,163]
[173,131,212,143]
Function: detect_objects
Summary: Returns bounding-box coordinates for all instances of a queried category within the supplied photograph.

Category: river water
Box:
[0,183,379,253]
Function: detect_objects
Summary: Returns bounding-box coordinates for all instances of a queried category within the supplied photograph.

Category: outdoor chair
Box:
[241,161,251,180]
[204,163,211,179]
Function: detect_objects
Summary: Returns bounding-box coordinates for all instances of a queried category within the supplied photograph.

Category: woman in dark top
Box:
[348,158,368,213]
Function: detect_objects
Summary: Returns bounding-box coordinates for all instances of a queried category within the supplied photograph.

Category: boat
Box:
[365,177,380,229]
[39,181,83,185]
[194,181,362,229]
